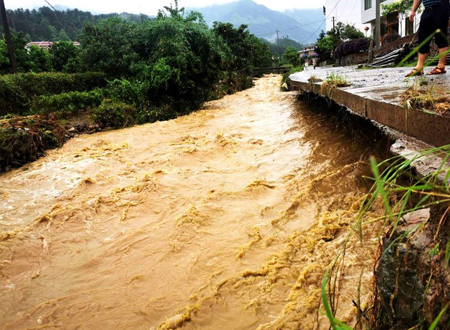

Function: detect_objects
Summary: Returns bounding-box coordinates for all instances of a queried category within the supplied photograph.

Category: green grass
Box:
[323,73,350,88]
[445,241,450,267]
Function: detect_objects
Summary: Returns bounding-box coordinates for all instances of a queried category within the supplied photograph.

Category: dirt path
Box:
[0,76,382,330]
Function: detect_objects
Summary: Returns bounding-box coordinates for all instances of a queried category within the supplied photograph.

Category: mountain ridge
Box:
[191,0,325,44]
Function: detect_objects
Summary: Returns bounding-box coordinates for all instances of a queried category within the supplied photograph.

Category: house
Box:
[299,45,316,57]
[25,41,81,51]
[361,0,419,39]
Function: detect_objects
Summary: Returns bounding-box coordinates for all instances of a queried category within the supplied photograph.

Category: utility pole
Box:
[332,16,336,29]
[0,0,16,73]
[375,0,381,49]
[276,29,281,65]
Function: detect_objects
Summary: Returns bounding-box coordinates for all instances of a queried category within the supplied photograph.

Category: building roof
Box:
[25,41,81,48]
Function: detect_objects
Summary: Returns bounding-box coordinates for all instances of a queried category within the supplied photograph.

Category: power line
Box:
[303,0,344,43]
[43,0,79,34]
[347,0,359,19]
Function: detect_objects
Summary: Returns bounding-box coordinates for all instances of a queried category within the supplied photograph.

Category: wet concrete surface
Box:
[289,66,450,147]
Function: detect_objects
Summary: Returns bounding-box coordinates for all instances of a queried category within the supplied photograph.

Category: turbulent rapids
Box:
[0,76,385,329]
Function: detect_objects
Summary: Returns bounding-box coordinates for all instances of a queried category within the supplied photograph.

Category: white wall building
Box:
[361,0,420,39]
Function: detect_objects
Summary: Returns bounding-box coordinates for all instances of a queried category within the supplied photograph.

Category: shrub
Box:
[31,90,104,118]
[0,72,106,115]
[284,46,300,67]
[281,66,303,90]
[334,38,369,58]
[92,99,135,128]
[106,79,147,110]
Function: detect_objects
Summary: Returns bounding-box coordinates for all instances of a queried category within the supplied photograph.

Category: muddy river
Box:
[0,76,386,329]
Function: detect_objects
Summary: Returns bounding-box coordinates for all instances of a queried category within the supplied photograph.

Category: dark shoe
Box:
[405,68,424,77]
[427,66,446,75]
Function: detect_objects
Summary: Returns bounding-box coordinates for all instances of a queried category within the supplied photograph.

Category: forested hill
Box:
[4,1,324,44]
[2,7,151,41]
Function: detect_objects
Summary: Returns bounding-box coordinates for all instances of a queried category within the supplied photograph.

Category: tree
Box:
[50,41,82,72]
[27,45,52,72]
[0,39,10,73]
[133,12,227,112]
[315,23,365,60]
[8,33,31,72]
[212,22,272,72]
[382,0,414,15]
[340,23,365,40]
[79,18,138,77]
[158,0,185,19]
[57,29,71,41]
[283,46,299,67]
[246,34,273,68]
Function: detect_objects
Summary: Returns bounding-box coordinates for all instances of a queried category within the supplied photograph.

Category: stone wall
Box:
[340,34,417,66]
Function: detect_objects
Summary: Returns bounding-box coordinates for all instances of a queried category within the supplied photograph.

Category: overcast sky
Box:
[7,0,324,15]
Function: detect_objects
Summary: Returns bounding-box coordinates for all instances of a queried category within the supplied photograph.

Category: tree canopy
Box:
[315,23,365,61]
[283,46,299,67]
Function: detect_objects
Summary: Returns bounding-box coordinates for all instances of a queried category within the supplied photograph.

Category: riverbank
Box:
[0,75,254,174]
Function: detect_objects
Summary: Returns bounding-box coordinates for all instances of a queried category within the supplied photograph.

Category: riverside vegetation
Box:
[0,1,274,172]
[322,149,450,329]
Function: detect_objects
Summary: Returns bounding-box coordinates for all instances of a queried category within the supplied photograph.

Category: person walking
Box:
[405,0,450,77]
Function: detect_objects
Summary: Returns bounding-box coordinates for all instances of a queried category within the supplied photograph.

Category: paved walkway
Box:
[289,66,450,147]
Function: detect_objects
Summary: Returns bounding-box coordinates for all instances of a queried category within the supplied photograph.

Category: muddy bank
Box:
[1,75,389,329]
[374,198,450,329]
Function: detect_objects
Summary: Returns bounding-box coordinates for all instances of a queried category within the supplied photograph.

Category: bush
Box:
[31,90,104,118]
[281,66,303,89]
[0,72,106,115]
[334,38,369,58]
[106,79,147,109]
[284,46,300,67]
[92,99,135,128]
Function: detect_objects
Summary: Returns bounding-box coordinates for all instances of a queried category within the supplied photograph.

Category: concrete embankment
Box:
[288,66,450,147]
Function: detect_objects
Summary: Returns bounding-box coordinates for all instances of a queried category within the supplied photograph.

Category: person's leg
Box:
[433,1,449,69]
[437,47,448,68]
[406,52,427,76]
[406,9,431,76]
[416,52,428,70]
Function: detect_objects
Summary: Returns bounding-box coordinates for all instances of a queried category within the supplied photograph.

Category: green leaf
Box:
[428,305,448,330]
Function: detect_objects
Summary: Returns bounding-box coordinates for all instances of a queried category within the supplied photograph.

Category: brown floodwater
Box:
[0,75,386,330]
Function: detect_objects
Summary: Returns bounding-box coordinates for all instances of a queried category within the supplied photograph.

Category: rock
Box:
[67,127,76,132]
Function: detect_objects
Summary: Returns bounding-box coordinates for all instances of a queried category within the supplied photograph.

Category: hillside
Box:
[2,7,151,41]
[193,0,324,43]
[3,0,324,44]
[261,37,303,57]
